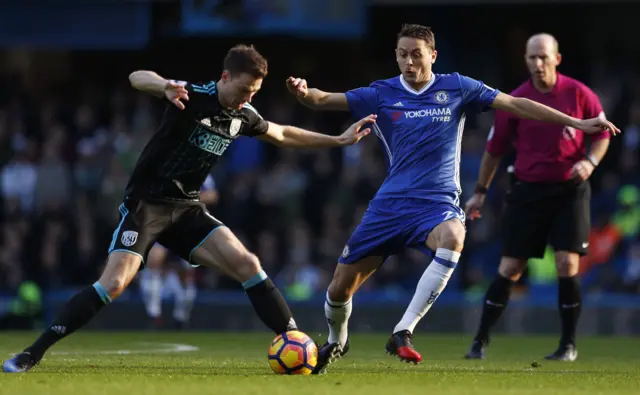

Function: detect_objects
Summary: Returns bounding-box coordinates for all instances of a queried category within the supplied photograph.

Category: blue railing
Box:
[2,289,640,314]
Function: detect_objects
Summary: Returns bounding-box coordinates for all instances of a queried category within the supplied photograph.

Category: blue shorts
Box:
[338,199,465,264]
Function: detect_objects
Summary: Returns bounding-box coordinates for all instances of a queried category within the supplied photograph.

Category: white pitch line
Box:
[7,342,199,357]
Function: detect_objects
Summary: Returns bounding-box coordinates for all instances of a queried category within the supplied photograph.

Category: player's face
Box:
[525,41,561,87]
[220,71,263,110]
[395,37,437,84]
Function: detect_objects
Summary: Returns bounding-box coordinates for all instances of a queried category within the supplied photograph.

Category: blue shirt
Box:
[345,73,499,206]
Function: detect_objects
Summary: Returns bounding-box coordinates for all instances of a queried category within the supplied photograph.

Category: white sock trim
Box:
[326,292,351,307]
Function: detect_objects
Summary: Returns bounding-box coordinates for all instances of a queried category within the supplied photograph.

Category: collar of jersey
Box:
[399,73,437,95]
[220,107,242,118]
[209,81,240,113]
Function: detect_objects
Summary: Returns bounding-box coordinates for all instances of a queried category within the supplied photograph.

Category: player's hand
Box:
[338,114,376,145]
[164,80,189,110]
[571,159,595,182]
[464,193,486,221]
[576,117,621,136]
[286,77,309,98]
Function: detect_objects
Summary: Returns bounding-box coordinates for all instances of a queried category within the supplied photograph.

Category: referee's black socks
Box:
[25,282,111,359]
[474,275,513,344]
[243,270,297,334]
[558,276,582,346]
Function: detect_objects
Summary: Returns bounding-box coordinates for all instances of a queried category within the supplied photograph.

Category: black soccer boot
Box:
[3,351,40,373]
[464,339,487,359]
[544,343,578,361]
[311,339,350,375]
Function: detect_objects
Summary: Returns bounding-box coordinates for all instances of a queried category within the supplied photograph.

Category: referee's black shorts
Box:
[501,178,590,259]
[107,197,224,266]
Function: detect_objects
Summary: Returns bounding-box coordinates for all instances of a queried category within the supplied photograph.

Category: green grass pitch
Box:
[1,332,638,395]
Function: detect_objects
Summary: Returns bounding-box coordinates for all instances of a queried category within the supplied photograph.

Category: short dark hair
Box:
[397,24,435,51]
[223,44,268,79]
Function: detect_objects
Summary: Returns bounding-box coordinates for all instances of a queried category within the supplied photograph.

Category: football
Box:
[267,330,318,375]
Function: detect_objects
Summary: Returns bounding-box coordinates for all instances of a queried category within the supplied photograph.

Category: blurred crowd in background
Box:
[1,2,640,304]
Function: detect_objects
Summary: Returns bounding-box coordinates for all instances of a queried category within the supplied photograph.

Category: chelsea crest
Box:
[434,91,449,104]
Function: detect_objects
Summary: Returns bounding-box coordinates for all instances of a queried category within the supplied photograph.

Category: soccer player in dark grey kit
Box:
[464,34,611,361]
[3,44,376,373]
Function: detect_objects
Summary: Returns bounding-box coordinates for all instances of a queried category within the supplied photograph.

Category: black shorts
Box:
[107,197,223,265]
[501,179,590,259]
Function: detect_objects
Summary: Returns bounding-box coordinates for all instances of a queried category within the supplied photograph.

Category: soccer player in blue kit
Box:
[287,24,620,374]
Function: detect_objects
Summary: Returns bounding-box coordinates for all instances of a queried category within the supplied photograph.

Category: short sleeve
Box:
[345,87,379,119]
[485,109,517,156]
[241,103,269,137]
[581,87,609,141]
[458,74,500,112]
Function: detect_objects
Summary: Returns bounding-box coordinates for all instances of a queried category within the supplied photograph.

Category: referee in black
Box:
[463,34,612,361]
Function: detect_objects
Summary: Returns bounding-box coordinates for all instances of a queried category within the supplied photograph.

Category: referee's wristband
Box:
[585,154,599,167]
[474,184,489,195]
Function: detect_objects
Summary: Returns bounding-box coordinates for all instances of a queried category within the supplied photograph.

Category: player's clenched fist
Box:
[286,77,308,98]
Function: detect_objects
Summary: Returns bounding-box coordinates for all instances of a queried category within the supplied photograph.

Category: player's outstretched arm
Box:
[491,92,621,136]
[129,70,170,97]
[258,115,376,148]
[286,77,349,111]
[129,70,189,109]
